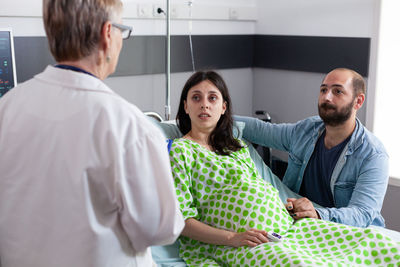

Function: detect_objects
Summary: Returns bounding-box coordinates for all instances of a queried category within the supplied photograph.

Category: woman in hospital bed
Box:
[168,70,400,266]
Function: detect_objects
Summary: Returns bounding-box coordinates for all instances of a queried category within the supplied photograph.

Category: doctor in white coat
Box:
[0,0,184,266]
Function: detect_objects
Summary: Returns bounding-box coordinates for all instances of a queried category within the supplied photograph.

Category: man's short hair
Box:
[43,0,123,62]
[333,68,366,97]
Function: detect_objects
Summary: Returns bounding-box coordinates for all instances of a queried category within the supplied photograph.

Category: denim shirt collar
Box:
[346,118,364,155]
[313,117,364,156]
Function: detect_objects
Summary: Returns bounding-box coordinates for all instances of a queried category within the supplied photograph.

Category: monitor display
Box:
[0,29,17,97]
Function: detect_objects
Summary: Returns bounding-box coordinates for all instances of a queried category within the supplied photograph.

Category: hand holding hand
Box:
[286,197,320,219]
[227,229,269,248]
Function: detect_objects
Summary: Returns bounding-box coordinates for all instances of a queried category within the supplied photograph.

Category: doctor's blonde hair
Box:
[43,0,123,62]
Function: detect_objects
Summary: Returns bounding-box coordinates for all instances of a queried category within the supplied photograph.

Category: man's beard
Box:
[318,100,354,126]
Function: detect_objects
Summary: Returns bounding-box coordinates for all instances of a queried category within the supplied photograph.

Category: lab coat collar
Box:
[34,65,117,96]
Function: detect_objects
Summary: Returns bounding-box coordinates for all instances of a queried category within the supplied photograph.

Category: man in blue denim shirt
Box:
[236,68,389,227]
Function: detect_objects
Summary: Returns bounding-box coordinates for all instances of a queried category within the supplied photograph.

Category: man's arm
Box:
[233,115,295,152]
[315,153,389,227]
[289,153,389,227]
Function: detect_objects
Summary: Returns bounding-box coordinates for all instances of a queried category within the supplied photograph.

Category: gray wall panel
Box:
[254,35,371,77]
[115,36,165,76]
[14,37,55,83]
[190,35,254,71]
[13,34,370,83]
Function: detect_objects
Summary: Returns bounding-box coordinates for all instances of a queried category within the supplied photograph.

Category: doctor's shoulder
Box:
[112,97,166,141]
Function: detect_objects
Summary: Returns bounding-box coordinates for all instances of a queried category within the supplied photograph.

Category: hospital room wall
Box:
[252,0,374,159]
[0,0,257,117]
[104,68,254,118]
[254,0,400,232]
[253,0,375,124]
[105,0,257,117]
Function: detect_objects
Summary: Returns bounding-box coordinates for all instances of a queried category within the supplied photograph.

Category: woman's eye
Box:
[209,96,217,101]
[192,95,200,101]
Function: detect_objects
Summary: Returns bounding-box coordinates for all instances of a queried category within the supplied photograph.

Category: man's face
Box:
[318,70,356,127]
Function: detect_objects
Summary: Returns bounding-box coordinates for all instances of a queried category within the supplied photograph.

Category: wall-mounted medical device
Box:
[0,28,17,97]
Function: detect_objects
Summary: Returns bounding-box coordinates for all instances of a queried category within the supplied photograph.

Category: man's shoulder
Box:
[358,124,388,156]
[297,116,323,125]
[292,116,324,132]
[348,120,387,160]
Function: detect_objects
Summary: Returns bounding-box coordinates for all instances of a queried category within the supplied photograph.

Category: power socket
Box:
[153,4,178,19]
[153,5,165,18]
[229,8,239,20]
[137,4,152,18]
[171,5,178,18]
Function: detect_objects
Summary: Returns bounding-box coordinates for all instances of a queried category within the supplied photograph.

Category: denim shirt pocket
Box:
[334,181,356,207]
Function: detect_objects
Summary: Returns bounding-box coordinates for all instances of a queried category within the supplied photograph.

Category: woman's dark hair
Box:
[176,70,243,155]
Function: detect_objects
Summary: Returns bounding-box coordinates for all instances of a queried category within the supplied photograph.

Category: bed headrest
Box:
[148,117,245,140]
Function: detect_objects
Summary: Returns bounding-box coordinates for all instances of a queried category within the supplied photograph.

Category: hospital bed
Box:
[148,118,400,267]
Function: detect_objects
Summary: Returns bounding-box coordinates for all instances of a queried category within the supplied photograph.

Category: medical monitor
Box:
[0,28,17,97]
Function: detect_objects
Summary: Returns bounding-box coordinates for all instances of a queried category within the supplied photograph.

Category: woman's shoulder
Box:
[170,138,194,153]
[171,137,189,148]
[235,139,249,153]
[236,138,247,147]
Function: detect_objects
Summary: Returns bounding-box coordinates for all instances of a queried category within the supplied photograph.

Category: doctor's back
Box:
[0,0,183,266]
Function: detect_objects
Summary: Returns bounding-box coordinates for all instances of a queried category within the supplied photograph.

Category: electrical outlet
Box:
[153,5,165,18]
[229,8,239,20]
[137,4,152,18]
[171,5,178,18]
[153,4,178,19]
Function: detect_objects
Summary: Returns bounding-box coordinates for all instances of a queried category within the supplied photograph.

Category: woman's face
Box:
[184,80,227,133]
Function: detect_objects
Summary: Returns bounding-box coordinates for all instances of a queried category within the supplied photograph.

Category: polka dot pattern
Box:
[170,138,400,266]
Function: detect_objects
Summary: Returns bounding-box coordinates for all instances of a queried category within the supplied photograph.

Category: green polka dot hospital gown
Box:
[170,138,400,266]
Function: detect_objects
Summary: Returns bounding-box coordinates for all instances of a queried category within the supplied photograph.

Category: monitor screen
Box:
[0,29,17,97]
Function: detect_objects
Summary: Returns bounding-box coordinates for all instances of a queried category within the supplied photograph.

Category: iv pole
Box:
[164,0,171,120]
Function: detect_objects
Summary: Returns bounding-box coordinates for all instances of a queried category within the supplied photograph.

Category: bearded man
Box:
[235,68,389,228]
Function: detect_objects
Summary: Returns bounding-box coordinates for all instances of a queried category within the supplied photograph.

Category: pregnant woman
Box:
[169,70,400,266]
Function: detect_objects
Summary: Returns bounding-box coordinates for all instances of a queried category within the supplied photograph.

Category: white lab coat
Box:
[0,66,184,267]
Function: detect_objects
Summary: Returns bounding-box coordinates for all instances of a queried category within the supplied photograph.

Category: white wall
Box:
[256,0,375,37]
[104,68,253,118]
[0,0,257,36]
[372,1,400,179]
[0,0,256,118]
[253,0,375,125]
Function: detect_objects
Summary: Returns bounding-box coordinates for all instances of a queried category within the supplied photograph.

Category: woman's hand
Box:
[182,218,269,248]
[227,229,269,248]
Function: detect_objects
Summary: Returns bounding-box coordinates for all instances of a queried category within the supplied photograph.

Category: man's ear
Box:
[354,93,365,110]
